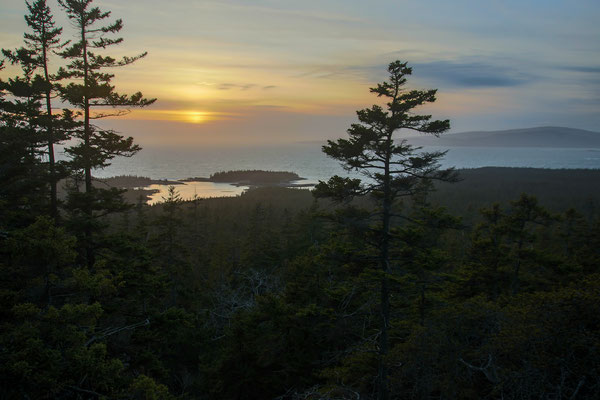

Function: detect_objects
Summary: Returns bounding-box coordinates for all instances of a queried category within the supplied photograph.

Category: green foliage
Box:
[2,0,72,221]
[2,7,599,396]
[129,375,175,400]
[0,69,51,226]
[54,0,155,267]
[314,60,457,400]
[0,174,598,399]
[210,169,302,183]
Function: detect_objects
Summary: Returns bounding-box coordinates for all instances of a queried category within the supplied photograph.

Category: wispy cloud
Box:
[218,83,257,91]
[293,58,536,89]
[412,61,535,89]
[199,0,365,24]
[213,83,279,92]
[559,65,600,74]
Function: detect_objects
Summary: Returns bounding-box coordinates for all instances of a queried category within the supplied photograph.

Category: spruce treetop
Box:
[56,0,156,109]
[316,60,456,203]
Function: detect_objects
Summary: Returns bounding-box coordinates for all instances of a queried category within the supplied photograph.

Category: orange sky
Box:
[1,0,599,147]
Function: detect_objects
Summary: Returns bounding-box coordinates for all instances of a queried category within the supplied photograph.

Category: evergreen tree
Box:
[152,186,187,306]
[0,52,50,227]
[314,60,457,400]
[56,0,155,266]
[503,194,554,294]
[4,0,69,220]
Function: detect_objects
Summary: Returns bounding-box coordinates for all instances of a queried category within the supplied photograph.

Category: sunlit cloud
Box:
[1,0,598,145]
[218,83,257,91]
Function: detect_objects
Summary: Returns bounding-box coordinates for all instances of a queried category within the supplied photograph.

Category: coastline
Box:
[99,170,311,204]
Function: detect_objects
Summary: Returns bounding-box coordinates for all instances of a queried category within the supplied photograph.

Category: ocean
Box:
[88,143,600,203]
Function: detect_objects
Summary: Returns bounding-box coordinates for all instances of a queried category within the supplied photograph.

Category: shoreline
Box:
[99,170,311,204]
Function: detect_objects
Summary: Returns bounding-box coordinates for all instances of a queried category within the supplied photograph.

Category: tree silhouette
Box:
[314,60,457,400]
[3,0,69,220]
[0,46,55,227]
[56,0,155,266]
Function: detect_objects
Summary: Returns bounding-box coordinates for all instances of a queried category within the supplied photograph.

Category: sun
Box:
[127,109,235,124]
[185,111,211,124]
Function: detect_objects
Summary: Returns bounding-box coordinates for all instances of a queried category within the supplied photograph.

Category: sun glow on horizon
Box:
[124,109,239,124]
[2,0,596,144]
[185,111,212,124]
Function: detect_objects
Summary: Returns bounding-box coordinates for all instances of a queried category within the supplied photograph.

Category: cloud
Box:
[554,64,600,90]
[335,56,536,89]
[200,0,365,24]
[559,65,600,74]
[246,104,288,109]
[294,64,376,82]
[564,97,600,106]
[218,83,257,91]
[557,65,600,85]
[411,61,535,89]
[292,59,536,90]
[214,83,279,92]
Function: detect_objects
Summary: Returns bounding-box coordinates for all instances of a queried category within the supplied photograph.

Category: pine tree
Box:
[17,0,68,220]
[314,60,457,400]
[56,0,155,266]
[503,194,554,295]
[0,49,51,227]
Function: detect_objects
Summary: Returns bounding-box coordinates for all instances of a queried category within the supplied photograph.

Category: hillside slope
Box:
[408,126,600,148]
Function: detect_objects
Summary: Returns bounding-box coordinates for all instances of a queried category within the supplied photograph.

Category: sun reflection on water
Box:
[146,181,248,205]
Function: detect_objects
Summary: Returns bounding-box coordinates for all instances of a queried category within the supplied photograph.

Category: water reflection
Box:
[146,181,248,205]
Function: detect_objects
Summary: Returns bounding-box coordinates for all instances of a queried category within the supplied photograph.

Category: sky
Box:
[1,0,599,147]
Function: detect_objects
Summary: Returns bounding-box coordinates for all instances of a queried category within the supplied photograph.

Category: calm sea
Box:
[88,143,600,203]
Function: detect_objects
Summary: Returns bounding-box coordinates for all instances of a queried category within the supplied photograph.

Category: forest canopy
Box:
[0,2,598,400]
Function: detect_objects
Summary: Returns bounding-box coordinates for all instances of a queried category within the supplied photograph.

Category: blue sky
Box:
[1,0,598,146]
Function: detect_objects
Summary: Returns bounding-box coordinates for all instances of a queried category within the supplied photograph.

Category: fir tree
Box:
[56,0,155,266]
[0,47,52,226]
[17,0,68,220]
[314,60,457,400]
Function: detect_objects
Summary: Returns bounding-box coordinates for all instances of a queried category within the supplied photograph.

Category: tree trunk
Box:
[377,137,393,400]
[82,22,94,269]
[43,51,57,221]
[40,19,58,222]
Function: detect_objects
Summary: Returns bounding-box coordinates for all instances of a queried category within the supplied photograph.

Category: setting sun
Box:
[124,109,234,125]
[1,1,599,398]
[184,110,211,124]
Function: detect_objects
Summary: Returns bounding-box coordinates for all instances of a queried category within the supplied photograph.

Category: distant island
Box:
[407,126,600,148]
[94,175,182,189]
[182,170,307,186]
[98,171,306,188]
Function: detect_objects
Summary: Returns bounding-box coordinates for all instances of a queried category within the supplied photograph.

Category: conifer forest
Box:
[1,1,599,399]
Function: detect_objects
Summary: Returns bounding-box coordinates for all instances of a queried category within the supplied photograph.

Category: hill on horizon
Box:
[407,126,600,148]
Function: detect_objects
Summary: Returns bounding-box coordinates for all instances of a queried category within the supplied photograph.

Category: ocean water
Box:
[87,143,600,202]
[93,143,343,181]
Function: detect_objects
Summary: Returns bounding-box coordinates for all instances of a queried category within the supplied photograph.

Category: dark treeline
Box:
[96,176,181,189]
[1,1,599,399]
[432,167,600,224]
[208,170,303,184]
[2,181,600,398]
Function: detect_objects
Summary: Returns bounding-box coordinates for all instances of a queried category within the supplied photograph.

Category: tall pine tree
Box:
[0,47,51,226]
[314,60,457,400]
[21,0,68,220]
[56,0,155,266]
